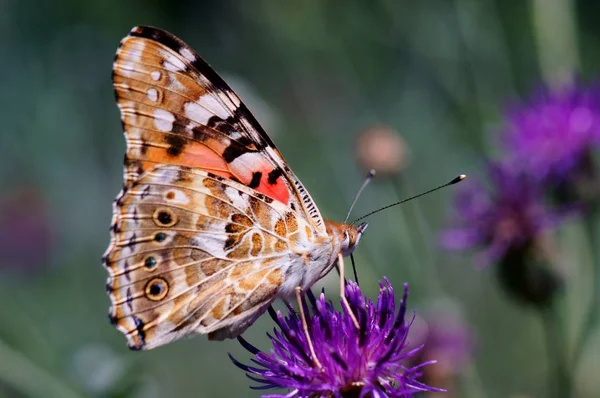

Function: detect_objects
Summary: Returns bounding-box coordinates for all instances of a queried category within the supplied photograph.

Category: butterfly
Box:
[103,26,367,351]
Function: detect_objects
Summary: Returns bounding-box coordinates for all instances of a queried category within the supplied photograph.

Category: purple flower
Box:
[230,279,444,397]
[440,164,564,267]
[0,187,52,272]
[409,302,475,382]
[501,84,600,187]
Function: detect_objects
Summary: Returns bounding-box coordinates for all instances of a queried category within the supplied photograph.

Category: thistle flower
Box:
[440,164,564,268]
[440,164,565,306]
[0,187,52,272]
[230,279,443,397]
[409,302,475,395]
[501,84,600,202]
[411,302,474,376]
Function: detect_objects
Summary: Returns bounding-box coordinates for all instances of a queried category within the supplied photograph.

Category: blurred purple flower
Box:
[0,187,52,272]
[440,164,565,268]
[411,305,474,376]
[501,84,600,189]
[408,302,475,396]
[230,279,444,397]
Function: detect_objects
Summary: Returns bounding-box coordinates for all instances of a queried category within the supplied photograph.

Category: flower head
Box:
[440,163,564,267]
[0,187,52,272]
[408,301,475,391]
[501,84,600,194]
[411,302,474,376]
[230,279,443,397]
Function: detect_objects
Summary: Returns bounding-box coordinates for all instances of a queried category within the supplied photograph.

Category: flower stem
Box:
[571,207,599,369]
[541,301,572,398]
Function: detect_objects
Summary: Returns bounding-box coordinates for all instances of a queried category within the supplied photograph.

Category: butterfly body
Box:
[104,26,365,350]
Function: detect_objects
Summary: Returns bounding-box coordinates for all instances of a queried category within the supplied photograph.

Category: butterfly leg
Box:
[338,253,360,329]
[295,286,323,370]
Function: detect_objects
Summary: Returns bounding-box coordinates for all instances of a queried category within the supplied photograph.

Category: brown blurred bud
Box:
[355,125,409,176]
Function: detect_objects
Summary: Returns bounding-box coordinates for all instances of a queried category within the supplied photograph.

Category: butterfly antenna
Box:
[344,169,376,223]
[351,174,466,224]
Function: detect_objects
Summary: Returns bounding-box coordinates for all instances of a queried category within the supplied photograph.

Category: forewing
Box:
[113,26,325,232]
[103,166,301,350]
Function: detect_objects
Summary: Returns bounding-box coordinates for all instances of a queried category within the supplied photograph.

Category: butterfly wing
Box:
[106,26,334,349]
[104,166,306,350]
[113,26,325,232]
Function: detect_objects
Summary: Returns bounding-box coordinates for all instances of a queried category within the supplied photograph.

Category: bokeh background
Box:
[1,0,599,397]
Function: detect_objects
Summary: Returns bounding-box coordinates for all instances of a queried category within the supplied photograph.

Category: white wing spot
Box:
[225,187,248,210]
[230,152,264,183]
[121,40,144,63]
[147,88,158,102]
[184,101,212,124]
[119,101,138,124]
[115,40,146,78]
[153,109,175,132]
[180,48,196,62]
[164,189,190,205]
[195,234,227,258]
[169,73,185,90]
[160,50,186,72]
[199,95,230,119]
[126,127,142,141]
[151,71,161,81]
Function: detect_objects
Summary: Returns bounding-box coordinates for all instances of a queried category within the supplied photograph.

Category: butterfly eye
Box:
[343,230,350,245]
[153,208,177,227]
[143,256,158,271]
[145,277,169,301]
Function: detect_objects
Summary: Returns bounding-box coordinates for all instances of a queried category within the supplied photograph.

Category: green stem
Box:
[571,208,600,369]
[541,302,572,398]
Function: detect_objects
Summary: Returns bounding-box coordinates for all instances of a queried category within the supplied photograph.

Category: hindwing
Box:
[104,166,309,349]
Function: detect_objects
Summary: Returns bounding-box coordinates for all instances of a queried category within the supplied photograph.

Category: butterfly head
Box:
[340,222,368,256]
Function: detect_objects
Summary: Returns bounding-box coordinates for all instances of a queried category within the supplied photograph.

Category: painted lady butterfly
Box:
[103,26,367,350]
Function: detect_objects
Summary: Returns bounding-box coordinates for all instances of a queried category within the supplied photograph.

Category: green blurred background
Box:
[1,0,599,397]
